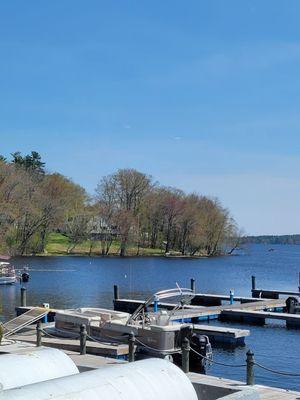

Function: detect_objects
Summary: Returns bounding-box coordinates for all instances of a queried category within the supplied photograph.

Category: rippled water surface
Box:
[2,244,300,391]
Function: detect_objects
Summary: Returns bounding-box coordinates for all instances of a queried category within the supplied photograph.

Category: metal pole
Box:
[251,276,256,291]
[181,337,190,373]
[36,320,42,347]
[246,350,255,385]
[128,332,135,362]
[20,287,27,307]
[114,285,119,300]
[298,272,300,292]
[153,294,159,312]
[80,324,87,355]
[190,278,196,293]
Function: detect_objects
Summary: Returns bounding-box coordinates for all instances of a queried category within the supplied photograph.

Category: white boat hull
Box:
[0,276,16,285]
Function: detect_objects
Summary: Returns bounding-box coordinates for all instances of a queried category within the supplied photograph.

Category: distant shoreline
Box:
[14,252,211,259]
[242,234,300,245]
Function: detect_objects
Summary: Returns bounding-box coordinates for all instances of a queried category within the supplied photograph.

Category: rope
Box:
[190,347,246,368]
[134,337,182,355]
[40,328,80,340]
[190,348,300,376]
[86,333,110,344]
[254,362,300,377]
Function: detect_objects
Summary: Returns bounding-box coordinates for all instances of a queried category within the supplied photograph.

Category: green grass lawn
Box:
[44,232,164,256]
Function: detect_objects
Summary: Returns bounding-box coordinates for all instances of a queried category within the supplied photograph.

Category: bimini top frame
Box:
[127,285,195,324]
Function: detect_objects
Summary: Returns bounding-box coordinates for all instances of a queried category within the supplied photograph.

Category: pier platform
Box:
[192,294,263,306]
[9,325,129,358]
[114,293,263,313]
[1,340,300,399]
[169,299,286,322]
[252,289,300,299]
[220,309,300,328]
[192,324,250,345]
[188,372,300,400]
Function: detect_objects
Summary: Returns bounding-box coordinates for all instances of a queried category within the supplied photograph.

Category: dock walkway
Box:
[188,372,300,400]
[170,299,285,321]
[2,339,300,399]
[252,289,300,299]
[221,309,300,328]
[10,325,128,358]
[192,324,249,345]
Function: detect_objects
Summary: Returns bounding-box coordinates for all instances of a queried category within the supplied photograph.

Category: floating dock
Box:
[10,325,129,359]
[220,309,300,328]
[192,324,249,345]
[191,293,262,306]
[169,298,285,322]
[2,340,300,399]
[114,293,263,313]
[252,289,300,299]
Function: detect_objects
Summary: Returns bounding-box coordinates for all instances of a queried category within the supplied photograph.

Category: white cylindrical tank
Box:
[0,347,79,390]
[0,359,198,400]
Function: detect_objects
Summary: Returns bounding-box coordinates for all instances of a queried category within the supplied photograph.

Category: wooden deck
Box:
[114,293,263,313]
[192,324,249,344]
[221,309,300,328]
[188,372,300,400]
[252,289,300,299]
[10,325,128,358]
[2,337,299,398]
[170,298,286,321]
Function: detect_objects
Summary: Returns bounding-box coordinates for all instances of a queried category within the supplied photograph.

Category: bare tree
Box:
[96,169,152,256]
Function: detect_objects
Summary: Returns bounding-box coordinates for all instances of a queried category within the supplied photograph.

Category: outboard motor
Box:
[286,296,300,314]
[21,272,30,282]
[190,334,212,374]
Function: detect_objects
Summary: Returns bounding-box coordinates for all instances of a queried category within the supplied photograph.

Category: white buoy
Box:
[0,347,78,390]
[0,358,198,400]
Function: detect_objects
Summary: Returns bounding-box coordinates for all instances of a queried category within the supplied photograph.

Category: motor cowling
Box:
[190,334,212,373]
[286,296,300,314]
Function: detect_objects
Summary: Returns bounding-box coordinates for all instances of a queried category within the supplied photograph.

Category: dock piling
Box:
[190,278,196,293]
[80,324,87,355]
[128,332,135,362]
[246,350,255,385]
[251,276,256,291]
[36,320,42,347]
[20,287,27,307]
[114,285,120,300]
[181,337,190,373]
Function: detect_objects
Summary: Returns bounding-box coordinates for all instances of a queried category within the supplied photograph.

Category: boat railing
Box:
[127,286,195,324]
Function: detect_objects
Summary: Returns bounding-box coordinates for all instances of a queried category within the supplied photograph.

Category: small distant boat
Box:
[0,262,17,285]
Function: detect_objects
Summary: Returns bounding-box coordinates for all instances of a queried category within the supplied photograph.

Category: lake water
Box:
[2,244,300,391]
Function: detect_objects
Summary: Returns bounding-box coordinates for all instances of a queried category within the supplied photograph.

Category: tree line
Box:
[0,151,240,256]
[242,235,300,245]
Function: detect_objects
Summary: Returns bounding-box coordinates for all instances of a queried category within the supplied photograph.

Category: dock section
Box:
[192,324,250,345]
[252,289,300,299]
[10,325,129,359]
[188,372,300,400]
[169,299,286,322]
[220,309,300,328]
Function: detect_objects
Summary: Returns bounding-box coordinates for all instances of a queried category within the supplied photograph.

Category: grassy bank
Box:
[44,233,165,257]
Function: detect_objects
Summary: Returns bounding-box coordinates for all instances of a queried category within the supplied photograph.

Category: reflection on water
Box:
[0,244,299,391]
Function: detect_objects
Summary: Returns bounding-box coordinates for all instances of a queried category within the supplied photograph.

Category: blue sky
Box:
[1,1,300,235]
